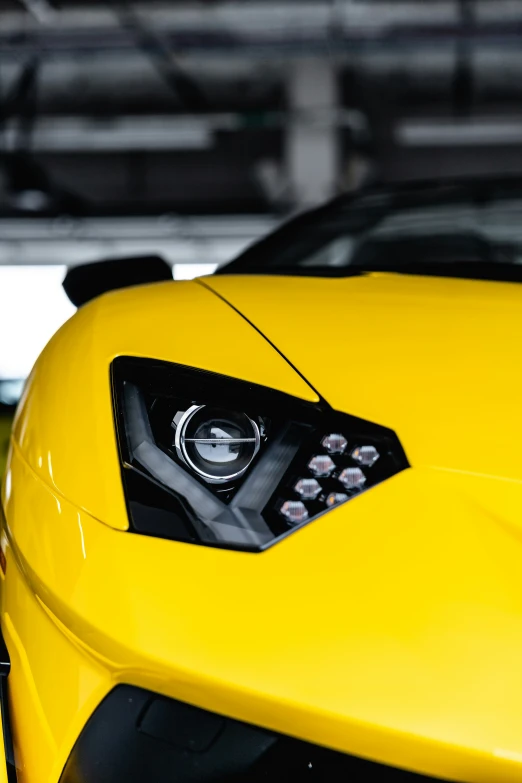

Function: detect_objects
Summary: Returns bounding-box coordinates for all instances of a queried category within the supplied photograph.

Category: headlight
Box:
[112,357,408,552]
[174,406,261,483]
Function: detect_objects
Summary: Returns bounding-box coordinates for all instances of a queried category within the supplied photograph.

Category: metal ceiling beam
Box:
[0,215,276,266]
[397,117,522,146]
[2,115,217,152]
[16,0,55,25]
[0,111,365,152]
[3,2,522,58]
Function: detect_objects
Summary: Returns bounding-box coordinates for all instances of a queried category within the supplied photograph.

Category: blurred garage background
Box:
[1,0,522,469]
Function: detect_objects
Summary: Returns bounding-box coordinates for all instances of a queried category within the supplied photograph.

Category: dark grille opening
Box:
[59,685,449,783]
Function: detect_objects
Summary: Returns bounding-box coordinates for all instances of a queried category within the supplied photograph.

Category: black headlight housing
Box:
[111,357,408,552]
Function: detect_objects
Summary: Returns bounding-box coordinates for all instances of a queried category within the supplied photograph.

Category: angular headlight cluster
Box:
[112,358,408,552]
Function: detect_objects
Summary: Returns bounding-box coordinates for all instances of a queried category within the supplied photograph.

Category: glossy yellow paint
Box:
[0,700,9,783]
[204,273,522,481]
[11,280,318,530]
[3,274,522,782]
[0,416,12,479]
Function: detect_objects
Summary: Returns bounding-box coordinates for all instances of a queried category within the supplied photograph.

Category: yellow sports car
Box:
[2,179,522,783]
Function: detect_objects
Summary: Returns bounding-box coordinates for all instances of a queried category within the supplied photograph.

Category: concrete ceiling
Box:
[1,0,522,230]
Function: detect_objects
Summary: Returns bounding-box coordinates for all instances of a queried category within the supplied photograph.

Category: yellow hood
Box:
[203,272,522,482]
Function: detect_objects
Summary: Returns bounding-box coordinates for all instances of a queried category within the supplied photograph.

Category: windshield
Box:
[219,179,522,282]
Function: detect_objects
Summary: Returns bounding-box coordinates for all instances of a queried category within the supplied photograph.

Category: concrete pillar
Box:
[286,58,339,207]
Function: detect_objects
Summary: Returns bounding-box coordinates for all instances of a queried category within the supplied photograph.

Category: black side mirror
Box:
[62,255,173,307]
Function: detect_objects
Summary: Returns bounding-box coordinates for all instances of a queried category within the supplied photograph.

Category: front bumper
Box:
[4,443,522,782]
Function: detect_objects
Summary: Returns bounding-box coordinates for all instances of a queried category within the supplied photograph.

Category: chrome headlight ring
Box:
[174,405,261,484]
